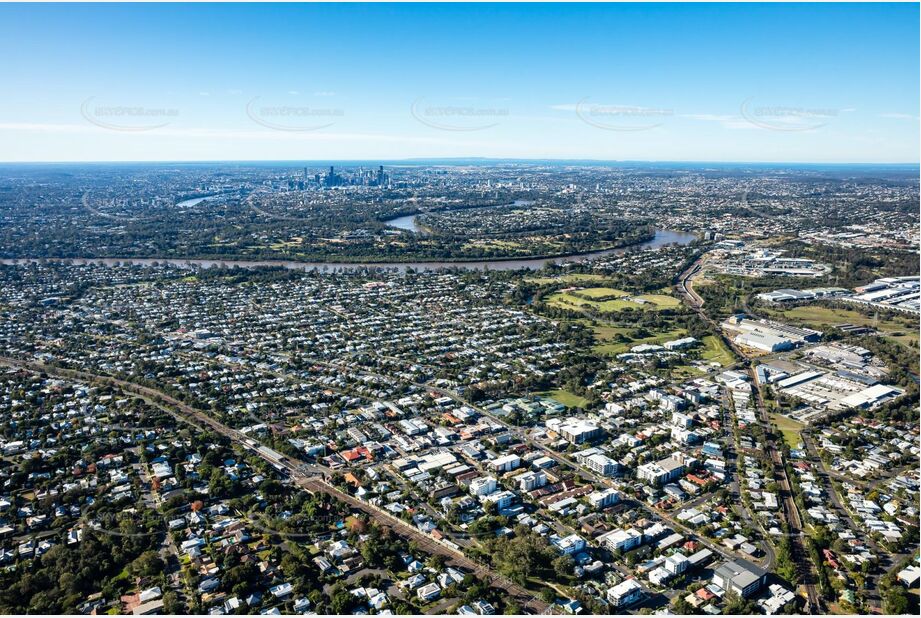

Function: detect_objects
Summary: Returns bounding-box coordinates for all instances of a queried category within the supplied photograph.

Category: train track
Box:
[749,367,822,612]
[0,357,549,614]
[674,257,823,611]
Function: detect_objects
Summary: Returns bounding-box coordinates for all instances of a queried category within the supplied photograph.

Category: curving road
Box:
[675,256,823,612]
[0,356,548,615]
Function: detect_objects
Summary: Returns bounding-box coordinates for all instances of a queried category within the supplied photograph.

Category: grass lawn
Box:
[593,326,689,356]
[540,389,590,408]
[268,239,303,250]
[671,364,706,378]
[771,413,805,449]
[463,239,528,250]
[589,324,630,338]
[572,286,630,299]
[525,273,612,285]
[547,289,680,314]
[700,335,735,366]
[636,293,681,308]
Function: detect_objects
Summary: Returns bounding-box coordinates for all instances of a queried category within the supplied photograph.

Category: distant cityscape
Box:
[0,160,918,616]
[0,0,918,616]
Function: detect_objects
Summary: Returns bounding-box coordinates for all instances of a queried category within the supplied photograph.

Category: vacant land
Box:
[700,335,735,366]
[771,413,806,449]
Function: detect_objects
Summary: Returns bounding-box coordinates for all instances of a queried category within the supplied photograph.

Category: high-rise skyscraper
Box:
[324,166,345,187]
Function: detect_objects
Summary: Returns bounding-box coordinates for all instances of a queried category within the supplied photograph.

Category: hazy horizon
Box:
[1,2,919,163]
[1,158,920,167]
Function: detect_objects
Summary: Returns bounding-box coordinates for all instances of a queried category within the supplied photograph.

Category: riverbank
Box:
[0,229,697,273]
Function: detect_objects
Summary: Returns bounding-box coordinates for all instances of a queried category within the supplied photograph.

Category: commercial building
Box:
[551,534,586,556]
[711,559,768,598]
[489,453,521,473]
[664,553,690,575]
[756,288,847,303]
[723,315,821,352]
[587,487,622,509]
[584,453,621,476]
[664,336,698,350]
[514,470,547,492]
[468,476,497,497]
[840,384,904,410]
[482,490,515,509]
[546,417,604,444]
[603,527,644,552]
[734,331,794,353]
[637,455,686,486]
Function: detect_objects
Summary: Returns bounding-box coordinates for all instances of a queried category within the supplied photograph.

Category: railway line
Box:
[749,369,823,612]
[2,267,826,613]
[674,256,823,612]
[0,356,549,615]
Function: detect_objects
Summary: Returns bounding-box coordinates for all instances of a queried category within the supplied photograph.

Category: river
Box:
[175,194,223,208]
[1,229,697,273]
[385,214,419,233]
[385,200,534,235]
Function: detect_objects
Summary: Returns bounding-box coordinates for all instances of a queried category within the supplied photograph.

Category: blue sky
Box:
[0,2,918,162]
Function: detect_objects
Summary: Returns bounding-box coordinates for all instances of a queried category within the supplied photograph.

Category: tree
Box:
[774,537,798,583]
[224,563,259,593]
[162,591,184,614]
[552,555,574,580]
[672,594,695,615]
[427,554,447,571]
[723,590,757,615]
[329,586,353,614]
[130,550,165,578]
[487,531,557,585]
[883,586,910,615]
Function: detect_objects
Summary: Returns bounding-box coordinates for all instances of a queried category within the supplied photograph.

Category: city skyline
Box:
[1,2,919,163]
[0,4,918,616]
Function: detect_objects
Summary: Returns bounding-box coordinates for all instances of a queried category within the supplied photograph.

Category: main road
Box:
[0,356,549,615]
[675,254,822,612]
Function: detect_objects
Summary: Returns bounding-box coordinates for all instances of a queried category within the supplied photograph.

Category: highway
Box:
[676,256,706,309]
